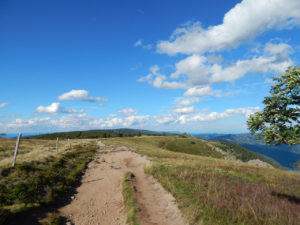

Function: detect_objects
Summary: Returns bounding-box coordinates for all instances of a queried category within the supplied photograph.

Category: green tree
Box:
[247,66,300,145]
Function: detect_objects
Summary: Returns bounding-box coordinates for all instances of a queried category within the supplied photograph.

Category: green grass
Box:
[159,136,224,158]
[103,136,300,225]
[122,172,140,225]
[38,212,63,225]
[0,142,98,225]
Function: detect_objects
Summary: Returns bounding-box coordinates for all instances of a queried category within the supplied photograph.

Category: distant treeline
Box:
[26,129,167,140]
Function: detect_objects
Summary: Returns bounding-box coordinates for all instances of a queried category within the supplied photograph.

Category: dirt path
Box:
[59,144,186,225]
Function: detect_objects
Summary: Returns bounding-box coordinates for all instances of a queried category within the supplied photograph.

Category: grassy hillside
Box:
[158,136,224,158]
[195,133,300,154]
[210,141,281,168]
[103,136,300,225]
[195,133,300,169]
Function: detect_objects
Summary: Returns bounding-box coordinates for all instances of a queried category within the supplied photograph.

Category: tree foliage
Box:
[247,66,300,145]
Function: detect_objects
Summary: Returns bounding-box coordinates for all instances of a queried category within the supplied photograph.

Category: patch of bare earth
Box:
[59,143,187,225]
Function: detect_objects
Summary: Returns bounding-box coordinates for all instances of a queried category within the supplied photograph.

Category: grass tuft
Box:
[122,172,140,225]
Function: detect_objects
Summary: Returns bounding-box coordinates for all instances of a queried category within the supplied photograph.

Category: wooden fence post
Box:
[12,133,22,167]
[56,137,59,152]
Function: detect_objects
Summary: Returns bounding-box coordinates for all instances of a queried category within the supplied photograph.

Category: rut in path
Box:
[59,146,187,225]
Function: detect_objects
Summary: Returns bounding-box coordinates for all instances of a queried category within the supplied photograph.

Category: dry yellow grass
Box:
[0,138,95,168]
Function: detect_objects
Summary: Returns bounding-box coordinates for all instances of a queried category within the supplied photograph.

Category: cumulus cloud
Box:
[155,115,175,125]
[176,107,260,124]
[36,102,61,115]
[118,108,138,117]
[175,43,292,85]
[58,90,107,102]
[6,117,51,129]
[184,86,213,97]
[36,102,83,115]
[138,65,187,89]
[0,102,8,108]
[157,0,300,55]
[51,113,93,129]
[92,117,124,128]
[2,105,261,132]
[173,106,195,114]
[140,42,293,93]
[123,115,151,127]
[176,97,200,106]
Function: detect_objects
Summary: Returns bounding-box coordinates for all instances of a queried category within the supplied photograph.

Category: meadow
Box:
[0,135,300,225]
[103,136,300,225]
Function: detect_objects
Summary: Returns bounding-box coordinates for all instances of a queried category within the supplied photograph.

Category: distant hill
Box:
[26,128,163,140]
[194,133,300,169]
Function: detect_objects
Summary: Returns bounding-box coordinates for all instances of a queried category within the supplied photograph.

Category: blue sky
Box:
[0,0,300,133]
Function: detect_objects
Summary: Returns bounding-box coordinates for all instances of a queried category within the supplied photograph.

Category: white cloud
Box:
[134,39,142,47]
[176,97,200,106]
[184,86,213,97]
[95,117,124,128]
[6,117,51,129]
[1,104,261,132]
[118,108,138,117]
[36,102,83,115]
[140,42,293,93]
[138,65,187,89]
[155,115,175,125]
[176,107,260,124]
[58,90,107,102]
[123,115,150,127]
[134,39,153,49]
[51,113,94,129]
[36,102,61,115]
[0,102,8,108]
[209,43,293,83]
[173,106,195,114]
[157,0,300,55]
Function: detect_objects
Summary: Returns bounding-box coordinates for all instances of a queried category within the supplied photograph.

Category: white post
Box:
[12,133,22,167]
[56,137,59,152]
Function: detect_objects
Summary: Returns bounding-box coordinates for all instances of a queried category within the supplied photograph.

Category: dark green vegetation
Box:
[247,66,300,145]
[27,128,161,140]
[38,212,63,225]
[122,172,140,225]
[103,136,300,225]
[0,143,97,225]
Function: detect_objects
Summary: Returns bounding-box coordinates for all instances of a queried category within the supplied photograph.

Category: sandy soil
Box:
[59,143,186,225]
